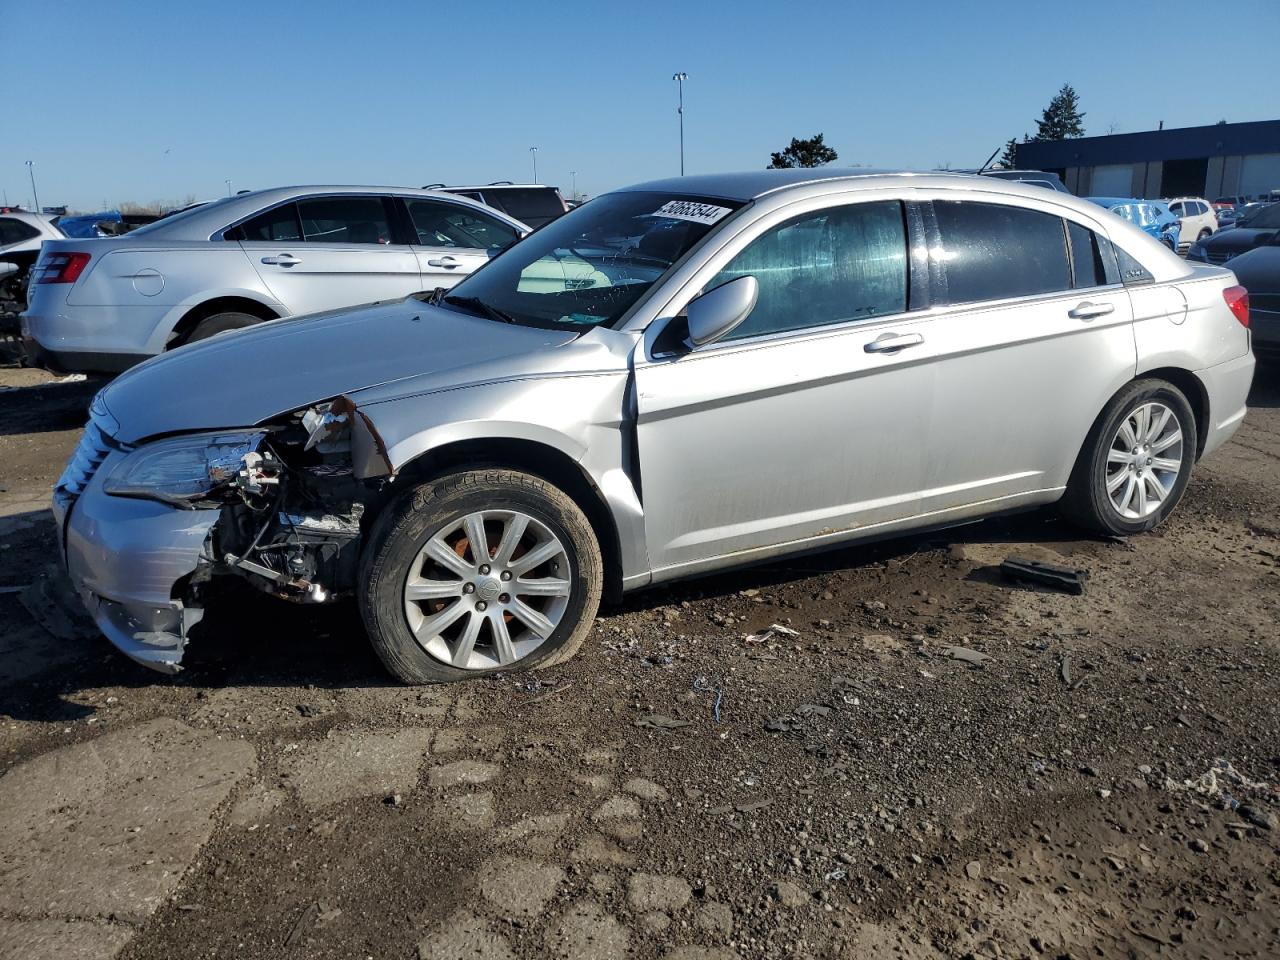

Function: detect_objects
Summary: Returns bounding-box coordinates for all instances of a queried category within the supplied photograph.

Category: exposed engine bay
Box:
[191,397,390,607]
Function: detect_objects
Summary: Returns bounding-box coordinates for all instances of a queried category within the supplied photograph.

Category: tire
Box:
[184,311,261,344]
[1061,379,1198,537]
[359,469,603,684]
[1197,228,1212,242]
[1162,238,1176,252]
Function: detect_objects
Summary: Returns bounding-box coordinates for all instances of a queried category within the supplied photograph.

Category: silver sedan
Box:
[53,170,1255,681]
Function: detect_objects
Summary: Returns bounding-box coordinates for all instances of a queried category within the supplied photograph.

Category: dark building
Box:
[1016,120,1280,199]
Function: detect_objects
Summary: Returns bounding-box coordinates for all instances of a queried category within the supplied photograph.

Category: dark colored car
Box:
[1224,242,1280,358]
[425,183,570,230]
[979,169,1072,194]
[1187,202,1280,265]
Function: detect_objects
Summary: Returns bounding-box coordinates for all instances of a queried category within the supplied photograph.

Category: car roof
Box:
[117,185,527,241]
[440,183,557,190]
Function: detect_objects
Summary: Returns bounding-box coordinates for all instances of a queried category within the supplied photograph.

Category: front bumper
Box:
[58,450,219,673]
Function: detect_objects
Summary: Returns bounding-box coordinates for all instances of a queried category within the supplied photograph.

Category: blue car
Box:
[1086,197,1181,252]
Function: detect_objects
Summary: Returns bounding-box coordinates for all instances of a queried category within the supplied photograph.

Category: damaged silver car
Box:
[54,170,1255,682]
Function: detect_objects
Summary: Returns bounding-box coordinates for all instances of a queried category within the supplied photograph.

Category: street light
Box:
[672,72,688,176]
[529,146,538,184]
[570,170,577,201]
[225,179,232,197]
[25,160,40,213]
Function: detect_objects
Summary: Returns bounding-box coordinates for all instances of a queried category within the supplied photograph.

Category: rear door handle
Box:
[864,332,924,353]
[1068,301,1114,320]
[426,255,461,268]
[261,253,301,266]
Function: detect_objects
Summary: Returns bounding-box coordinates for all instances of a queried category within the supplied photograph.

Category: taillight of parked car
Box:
[1223,285,1249,327]
[36,252,91,284]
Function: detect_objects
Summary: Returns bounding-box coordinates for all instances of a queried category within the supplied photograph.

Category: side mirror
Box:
[686,275,759,347]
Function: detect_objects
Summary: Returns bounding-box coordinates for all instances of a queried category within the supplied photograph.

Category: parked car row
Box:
[0,210,65,323]
[1086,197,1181,251]
[40,170,1255,683]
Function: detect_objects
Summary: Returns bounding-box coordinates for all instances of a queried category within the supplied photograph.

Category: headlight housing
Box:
[102,431,266,503]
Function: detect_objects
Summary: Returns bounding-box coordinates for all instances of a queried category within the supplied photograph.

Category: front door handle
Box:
[1068,301,1115,320]
[864,331,924,353]
[261,253,301,266]
[427,255,461,269]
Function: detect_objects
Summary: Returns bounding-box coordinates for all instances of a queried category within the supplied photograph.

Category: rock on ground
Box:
[0,719,255,923]
[428,759,503,788]
[278,727,431,809]
[477,856,564,917]
[416,910,514,960]
[627,872,692,912]
[544,901,629,960]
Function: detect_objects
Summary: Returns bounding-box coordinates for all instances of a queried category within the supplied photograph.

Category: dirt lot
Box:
[1,357,1278,960]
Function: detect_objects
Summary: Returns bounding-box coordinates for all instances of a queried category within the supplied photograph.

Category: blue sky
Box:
[7,0,1279,212]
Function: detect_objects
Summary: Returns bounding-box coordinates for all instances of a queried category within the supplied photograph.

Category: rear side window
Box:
[710,200,908,342]
[0,218,40,245]
[297,196,391,244]
[232,203,303,241]
[932,201,1071,304]
[407,199,520,250]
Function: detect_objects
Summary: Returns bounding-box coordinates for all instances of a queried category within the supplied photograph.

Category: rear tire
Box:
[1061,379,1197,537]
[1197,228,1212,241]
[183,311,261,344]
[359,469,603,684]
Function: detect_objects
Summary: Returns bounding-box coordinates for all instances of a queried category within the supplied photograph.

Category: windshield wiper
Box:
[443,295,519,324]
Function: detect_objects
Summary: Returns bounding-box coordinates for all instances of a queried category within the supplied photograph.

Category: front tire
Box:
[1197,228,1212,242]
[359,469,603,684]
[1061,379,1197,536]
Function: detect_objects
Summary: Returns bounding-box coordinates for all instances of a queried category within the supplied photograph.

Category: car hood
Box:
[99,298,580,443]
[1201,227,1278,252]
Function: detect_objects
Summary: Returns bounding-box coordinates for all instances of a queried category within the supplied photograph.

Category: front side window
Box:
[407,200,519,250]
[438,191,742,329]
[932,201,1071,304]
[296,196,391,244]
[707,200,908,342]
[1169,203,1185,217]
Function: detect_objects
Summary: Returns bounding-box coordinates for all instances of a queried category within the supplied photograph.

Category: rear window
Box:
[483,188,565,221]
[932,201,1071,304]
[0,218,40,245]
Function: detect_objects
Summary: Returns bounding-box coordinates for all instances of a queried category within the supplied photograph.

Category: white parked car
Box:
[1164,197,1218,251]
[21,186,528,373]
[0,211,65,310]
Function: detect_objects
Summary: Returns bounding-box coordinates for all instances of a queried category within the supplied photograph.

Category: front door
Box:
[238,195,421,316]
[403,198,521,291]
[632,197,939,579]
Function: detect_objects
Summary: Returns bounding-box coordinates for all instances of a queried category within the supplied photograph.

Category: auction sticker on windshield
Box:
[651,200,733,225]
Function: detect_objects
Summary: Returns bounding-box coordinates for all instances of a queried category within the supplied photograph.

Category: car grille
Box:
[54,417,119,510]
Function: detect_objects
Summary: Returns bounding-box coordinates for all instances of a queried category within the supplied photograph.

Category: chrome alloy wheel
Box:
[1105,402,1183,520]
[403,510,572,670]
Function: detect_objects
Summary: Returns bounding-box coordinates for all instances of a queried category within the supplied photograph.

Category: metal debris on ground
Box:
[1000,557,1089,595]
[742,623,799,644]
[692,675,723,723]
[941,645,994,667]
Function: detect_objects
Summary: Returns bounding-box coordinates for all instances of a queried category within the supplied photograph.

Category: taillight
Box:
[1223,285,1249,327]
[37,252,91,284]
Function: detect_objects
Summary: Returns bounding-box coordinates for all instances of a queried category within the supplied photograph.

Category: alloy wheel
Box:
[403,509,572,669]
[1104,402,1183,520]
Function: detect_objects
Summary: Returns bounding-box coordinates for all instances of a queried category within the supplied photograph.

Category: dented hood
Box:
[98,298,579,443]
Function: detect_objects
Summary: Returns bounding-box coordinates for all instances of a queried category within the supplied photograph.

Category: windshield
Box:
[438,191,743,329]
[1238,203,1280,229]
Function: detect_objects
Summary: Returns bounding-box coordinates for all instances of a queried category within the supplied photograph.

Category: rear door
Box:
[402,198,521,289]
[913,196,1136,514]
[235,195,421,316]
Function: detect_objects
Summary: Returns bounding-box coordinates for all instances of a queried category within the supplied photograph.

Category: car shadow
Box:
[1248,363,1279,408]
[0,377,101,437]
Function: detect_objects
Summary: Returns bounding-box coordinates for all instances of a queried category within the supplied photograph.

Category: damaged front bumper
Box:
[58,449,219,673]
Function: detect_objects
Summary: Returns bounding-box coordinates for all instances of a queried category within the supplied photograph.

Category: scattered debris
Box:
[633,715,691,731]
[743,623,799,644]
[941,645,994,668]
[1060,655,1074,686]
[692,676,724,723]
[1000,556,1088,595]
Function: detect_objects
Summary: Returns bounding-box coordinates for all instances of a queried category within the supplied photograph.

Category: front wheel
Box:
[1197,228,1212,242]
[359,469,603,683]
[1061,379,1197,536]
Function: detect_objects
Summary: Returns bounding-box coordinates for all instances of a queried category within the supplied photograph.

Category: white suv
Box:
[21,186,527,374]
[1164,197,1218,250]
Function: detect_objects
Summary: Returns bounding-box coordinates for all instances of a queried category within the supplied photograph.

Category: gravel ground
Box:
[1,357,1277,960]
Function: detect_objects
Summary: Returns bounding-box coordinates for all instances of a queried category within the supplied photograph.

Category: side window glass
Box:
[708,200,908,342]
[296,196,391,244]
[1169,203,1184,217]
[407,200,519,250]
[1066,221,1108,288]
[233,203,302,242]
[932,201,1071,304]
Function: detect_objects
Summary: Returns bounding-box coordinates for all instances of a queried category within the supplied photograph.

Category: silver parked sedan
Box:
[21,185,528,373]
[53,170,1255,681]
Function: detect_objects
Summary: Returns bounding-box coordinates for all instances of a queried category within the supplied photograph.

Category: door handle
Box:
[864,332,924,353]
[1068,301,1114,320]
[427,255,461,268]
[261,253,301,266]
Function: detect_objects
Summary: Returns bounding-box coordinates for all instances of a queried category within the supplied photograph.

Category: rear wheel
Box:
[184,311,261,344]
[1197,228,1212,242]
[359,469,603,683]
[1061,379,1197,536]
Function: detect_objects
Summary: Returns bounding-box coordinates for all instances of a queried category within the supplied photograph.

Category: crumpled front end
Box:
[57,395,387,674]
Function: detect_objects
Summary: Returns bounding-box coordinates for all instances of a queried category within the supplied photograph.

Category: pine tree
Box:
[768,134,838,169]
[998,138,1019,168]
[1033,84,1086,141]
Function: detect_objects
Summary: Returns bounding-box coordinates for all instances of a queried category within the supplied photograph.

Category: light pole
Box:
[570,170,577,201]
[672,72,688,176]
[225,179,232,197]
[26,160,40,213]
[529,147,538,184]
